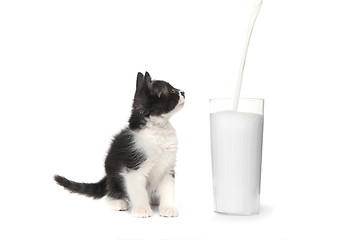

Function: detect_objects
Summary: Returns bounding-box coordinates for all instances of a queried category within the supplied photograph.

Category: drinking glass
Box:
[209,98,264,215]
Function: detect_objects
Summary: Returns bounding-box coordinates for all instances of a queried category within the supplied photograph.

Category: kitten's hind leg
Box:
[105,176,129,211]
[106,196,129,211]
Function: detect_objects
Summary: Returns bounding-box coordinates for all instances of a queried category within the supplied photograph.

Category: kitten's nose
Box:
[180,90,185,98]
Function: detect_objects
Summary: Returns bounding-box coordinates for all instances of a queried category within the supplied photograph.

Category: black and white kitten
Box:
[54,72,185,218]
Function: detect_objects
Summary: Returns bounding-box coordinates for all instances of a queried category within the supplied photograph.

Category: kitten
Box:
[54,72,185,218]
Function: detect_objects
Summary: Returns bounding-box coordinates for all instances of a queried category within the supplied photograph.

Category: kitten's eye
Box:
[170,89,176,94]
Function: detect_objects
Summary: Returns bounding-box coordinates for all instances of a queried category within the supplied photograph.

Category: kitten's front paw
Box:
[131,206,153,218]
[159,206,179,218]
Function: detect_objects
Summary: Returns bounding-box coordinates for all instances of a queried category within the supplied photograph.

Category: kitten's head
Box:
[130,72,185,127]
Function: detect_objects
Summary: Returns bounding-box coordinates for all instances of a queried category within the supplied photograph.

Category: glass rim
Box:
[209,98,264,115]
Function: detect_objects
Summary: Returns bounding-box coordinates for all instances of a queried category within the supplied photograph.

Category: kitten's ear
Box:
[136,72,151,90]
[145,72,151,82]
[144,72,152,88]
[136,72,144,88]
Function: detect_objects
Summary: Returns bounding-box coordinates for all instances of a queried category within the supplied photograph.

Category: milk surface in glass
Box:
[210,110,263,215]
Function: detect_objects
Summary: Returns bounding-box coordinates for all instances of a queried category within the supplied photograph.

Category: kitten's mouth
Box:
[178,99,185,107]
[176,102,185,110]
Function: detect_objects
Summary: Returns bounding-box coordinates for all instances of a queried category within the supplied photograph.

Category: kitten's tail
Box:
[54,175,107,199]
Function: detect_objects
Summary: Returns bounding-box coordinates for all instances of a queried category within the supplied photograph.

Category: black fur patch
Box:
[104,128,145,199]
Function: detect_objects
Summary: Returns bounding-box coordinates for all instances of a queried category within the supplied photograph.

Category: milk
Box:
[210,111,264,215]
[233,0,263,110]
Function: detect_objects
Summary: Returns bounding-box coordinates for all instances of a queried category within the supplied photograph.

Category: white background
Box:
[1,0,360,239]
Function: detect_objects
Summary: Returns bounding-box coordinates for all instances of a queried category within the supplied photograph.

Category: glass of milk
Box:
[210,98,264,215]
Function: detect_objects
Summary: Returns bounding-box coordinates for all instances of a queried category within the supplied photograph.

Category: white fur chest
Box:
[133,117,178,180]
